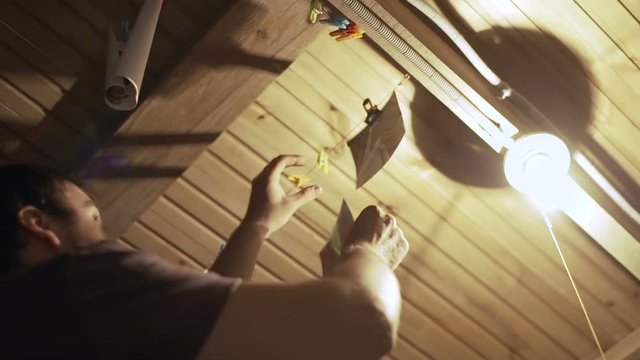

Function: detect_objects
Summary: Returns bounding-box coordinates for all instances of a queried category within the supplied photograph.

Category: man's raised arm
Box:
[209,155,322,279]
[198,205,409,360]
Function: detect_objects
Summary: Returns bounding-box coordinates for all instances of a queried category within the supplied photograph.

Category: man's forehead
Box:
[60,181,93,203]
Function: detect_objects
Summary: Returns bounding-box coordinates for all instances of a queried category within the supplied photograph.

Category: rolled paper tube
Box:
[105,0,163,110]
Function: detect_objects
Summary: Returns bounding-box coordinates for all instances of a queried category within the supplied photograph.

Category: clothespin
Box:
[288,174,311,188]
[329,23,365,41]
[362,98,382,126]
[336,30,365,41]
[309,0,324,24]
[320,13,351,29]
[316,149,330,175]
[329,22,357,36]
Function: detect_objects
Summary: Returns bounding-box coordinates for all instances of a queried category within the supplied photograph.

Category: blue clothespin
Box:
[320,13,350,29]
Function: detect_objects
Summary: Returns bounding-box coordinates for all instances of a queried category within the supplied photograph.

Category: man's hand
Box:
[343,205,409,270]
[243,155,322,236]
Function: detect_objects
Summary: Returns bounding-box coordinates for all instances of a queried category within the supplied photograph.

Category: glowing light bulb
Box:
[503,133,571,205]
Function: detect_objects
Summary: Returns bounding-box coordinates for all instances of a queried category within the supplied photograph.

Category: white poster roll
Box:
[105,0,163,110]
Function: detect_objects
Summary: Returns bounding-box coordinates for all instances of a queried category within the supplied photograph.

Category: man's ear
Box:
[17,206,62,249]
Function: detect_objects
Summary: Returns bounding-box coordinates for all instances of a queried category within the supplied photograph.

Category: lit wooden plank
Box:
[226,105,575,359]
[575,0,640,70]
[456,0,640,176]
[325,0,520,152]
[446,0,640,251]
[453,0,640,256]
[621,0,640,25]
[278,56,637,338]
[282,33,637,334]
[210,129,528,359]
[495,0,640,167]
[198,134,467,360]
[560,180,640,281]
[324,1,640,320]
[512,0,640,108]
[139,197,282,282]
[122,216,278,283]
[139,198,216,266]
[183,152,322,282]
[85,0,323,239]
[448,0,640,283]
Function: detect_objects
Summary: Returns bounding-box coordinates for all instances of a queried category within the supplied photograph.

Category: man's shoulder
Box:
[68,240,239,290]
[69,240,168,274]
[71,239,133,255]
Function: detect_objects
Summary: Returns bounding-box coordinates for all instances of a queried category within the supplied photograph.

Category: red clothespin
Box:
[329,23,355,37]
[329,23,364,41]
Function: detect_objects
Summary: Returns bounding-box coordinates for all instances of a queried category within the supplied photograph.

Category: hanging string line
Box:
[287,74,411,192]
[326,73,410,159]
[540,211,607,360]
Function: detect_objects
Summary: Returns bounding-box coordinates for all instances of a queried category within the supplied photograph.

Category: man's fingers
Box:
[261,155,306,184]
[289,185,322,207]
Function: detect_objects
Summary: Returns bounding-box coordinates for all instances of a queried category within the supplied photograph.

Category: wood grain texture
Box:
[84,0,323,241]
[3,1,639,359]
[0,0,218,171]
[126,28,639,359]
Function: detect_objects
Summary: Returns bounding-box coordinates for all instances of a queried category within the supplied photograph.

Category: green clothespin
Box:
[317,148,330,175]
[309,0,324,24]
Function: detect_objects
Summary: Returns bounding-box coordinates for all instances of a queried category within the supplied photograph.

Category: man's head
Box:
[0,164,107,274]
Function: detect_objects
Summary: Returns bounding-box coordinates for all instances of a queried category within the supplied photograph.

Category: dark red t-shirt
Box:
[0,241,239,359]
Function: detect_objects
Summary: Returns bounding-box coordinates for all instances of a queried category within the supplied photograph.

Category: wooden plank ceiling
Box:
[1,1,639,360]
[126,1,640,359]
[0,0,230,170]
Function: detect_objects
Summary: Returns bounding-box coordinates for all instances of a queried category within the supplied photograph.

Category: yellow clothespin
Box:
[288,174,311,188]
[336,28,365,41]
[309,0,324,24]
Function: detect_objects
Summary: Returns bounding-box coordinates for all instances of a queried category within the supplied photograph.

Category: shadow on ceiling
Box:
[410,1,592,188]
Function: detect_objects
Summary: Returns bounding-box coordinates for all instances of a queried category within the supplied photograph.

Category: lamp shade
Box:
[503,133,570,199]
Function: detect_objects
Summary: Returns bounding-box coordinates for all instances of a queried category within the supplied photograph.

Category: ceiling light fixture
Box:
[503,133,571,204]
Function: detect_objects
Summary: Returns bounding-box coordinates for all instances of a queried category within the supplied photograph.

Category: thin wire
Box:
[325,73,411,160]
[540,211,607,360]
[286,74,411,193]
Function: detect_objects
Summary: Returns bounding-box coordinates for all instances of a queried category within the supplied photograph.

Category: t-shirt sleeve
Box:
[66,248,240,359]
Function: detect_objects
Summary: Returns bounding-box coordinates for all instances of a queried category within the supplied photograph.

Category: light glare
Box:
[504,133,571,205]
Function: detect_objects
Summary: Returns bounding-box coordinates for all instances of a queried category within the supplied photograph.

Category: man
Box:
[0,155,409,359]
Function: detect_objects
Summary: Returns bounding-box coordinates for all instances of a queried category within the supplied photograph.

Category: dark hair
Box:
[0,164,83,274]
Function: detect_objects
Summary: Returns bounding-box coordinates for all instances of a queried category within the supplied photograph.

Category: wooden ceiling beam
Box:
[595,325,640,360]
[83,0,322,238]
